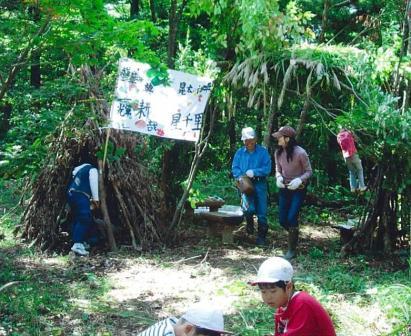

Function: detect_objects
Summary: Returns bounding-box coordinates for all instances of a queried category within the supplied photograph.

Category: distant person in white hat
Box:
[232,127,271,246]
[249,257,336,336]
[137,301,232,336]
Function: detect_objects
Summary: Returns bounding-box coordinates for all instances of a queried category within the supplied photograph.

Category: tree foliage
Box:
[0,0,409,254]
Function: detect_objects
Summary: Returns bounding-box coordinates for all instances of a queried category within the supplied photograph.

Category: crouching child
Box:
[137,301,232,336]
[250,257,336,336]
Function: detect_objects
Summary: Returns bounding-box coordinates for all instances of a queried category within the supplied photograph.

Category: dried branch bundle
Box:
[20,66,168,252]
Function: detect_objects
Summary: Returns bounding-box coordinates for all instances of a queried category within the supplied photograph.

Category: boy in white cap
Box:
[250,257,336,336]
[137,301,232,336]
[232,127,271,246]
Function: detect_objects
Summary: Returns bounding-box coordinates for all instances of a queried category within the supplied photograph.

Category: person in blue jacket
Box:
[232,127,272,246]
[67,163,100,256]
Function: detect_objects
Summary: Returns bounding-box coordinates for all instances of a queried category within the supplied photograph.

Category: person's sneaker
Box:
[71,243,89,256]
[350,188,357,193]
[358,186,367,192]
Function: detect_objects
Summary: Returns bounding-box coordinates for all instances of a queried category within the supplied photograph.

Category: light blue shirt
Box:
[232,144,271,179]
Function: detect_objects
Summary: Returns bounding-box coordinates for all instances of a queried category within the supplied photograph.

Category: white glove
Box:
[276,176,285,188]
[288,177,303,190]
[246,169,254,178]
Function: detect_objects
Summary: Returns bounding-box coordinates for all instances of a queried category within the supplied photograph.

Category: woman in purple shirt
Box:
[272,126,312,260]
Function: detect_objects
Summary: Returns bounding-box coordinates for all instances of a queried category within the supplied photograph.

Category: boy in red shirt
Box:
[250,257,336,336]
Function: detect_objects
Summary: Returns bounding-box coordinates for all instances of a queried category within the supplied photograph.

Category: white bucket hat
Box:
[249,257,294,285]
[182,301,232,334]
[241,127,256,141]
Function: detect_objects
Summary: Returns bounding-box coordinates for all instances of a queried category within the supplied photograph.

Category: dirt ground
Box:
[4,220,399,335]
[74,223,341,335]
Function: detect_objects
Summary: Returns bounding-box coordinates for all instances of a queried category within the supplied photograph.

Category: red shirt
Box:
[337,130,357,158]
[274,292,336,336]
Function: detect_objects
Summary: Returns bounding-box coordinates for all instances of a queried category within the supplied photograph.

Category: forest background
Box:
[0,0,410,335]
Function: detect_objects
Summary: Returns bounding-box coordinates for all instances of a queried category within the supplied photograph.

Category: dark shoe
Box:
[256,223,268,246]
[283,249,296,260]
[283,228,299,260]
[245,216,255,234]
[256,236,267,246]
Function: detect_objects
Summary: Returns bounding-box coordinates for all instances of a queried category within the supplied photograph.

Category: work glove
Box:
[276,176,285,188]
[287,177,303,190]
[246,169,254,178]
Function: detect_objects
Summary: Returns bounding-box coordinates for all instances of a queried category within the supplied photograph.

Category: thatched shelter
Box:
[20,66,169,252]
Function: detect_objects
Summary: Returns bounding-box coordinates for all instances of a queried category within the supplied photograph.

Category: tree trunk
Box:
[162,0,189,214]
[223,0,237,65]
[167,0,188,68]
[149,0,157,22]
[30,5,41,89]
[295,95,310,142]
[167,0,178,68]
[325,135,338,184]
[402,1,411,111]
[0,19,50,104]
[30,50,41,89]
[393,0,411,95]
[0,103,12,140]
[256,108,263,143]
[226,91,237,160]
[228,116,236,160]
[319,0,330,43]
[130,0,139,19]
[160,142,180,209]
[265,89,278,153]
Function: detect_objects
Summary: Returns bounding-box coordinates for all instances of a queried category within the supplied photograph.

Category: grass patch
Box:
[229,253,410,336]
[0,178,409,335]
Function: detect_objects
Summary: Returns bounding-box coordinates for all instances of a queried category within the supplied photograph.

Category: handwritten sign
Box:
[110,58,213,142]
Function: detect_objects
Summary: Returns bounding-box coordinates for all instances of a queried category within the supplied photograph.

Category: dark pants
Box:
[278,188,307,229]
[67,191,97,244]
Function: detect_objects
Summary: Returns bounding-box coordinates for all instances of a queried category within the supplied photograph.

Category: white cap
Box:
[182,301,231,334]
[249,257,293,285]
[241,127,256,141]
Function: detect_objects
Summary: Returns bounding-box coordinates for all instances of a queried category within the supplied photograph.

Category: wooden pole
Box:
[102,127,111,170]
[169,105,217,232]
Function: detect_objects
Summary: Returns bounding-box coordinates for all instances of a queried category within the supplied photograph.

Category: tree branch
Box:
[0,17,50,103]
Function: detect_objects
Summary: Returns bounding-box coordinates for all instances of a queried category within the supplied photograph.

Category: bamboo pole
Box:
[169,105,217,232]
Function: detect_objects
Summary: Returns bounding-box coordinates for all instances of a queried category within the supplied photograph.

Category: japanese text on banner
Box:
[110,58,213,142]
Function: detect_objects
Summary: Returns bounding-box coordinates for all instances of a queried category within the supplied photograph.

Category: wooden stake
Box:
[102,127,111,171]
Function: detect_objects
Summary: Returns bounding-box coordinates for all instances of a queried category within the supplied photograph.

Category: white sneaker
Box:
[358,186,367,192]
[71,243,89,256]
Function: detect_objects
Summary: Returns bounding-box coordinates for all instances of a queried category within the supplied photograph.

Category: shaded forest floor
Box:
[0,218,410,336]
[0,180,410,335]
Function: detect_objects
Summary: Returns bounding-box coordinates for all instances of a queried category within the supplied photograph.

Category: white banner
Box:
[109,58,213,142]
